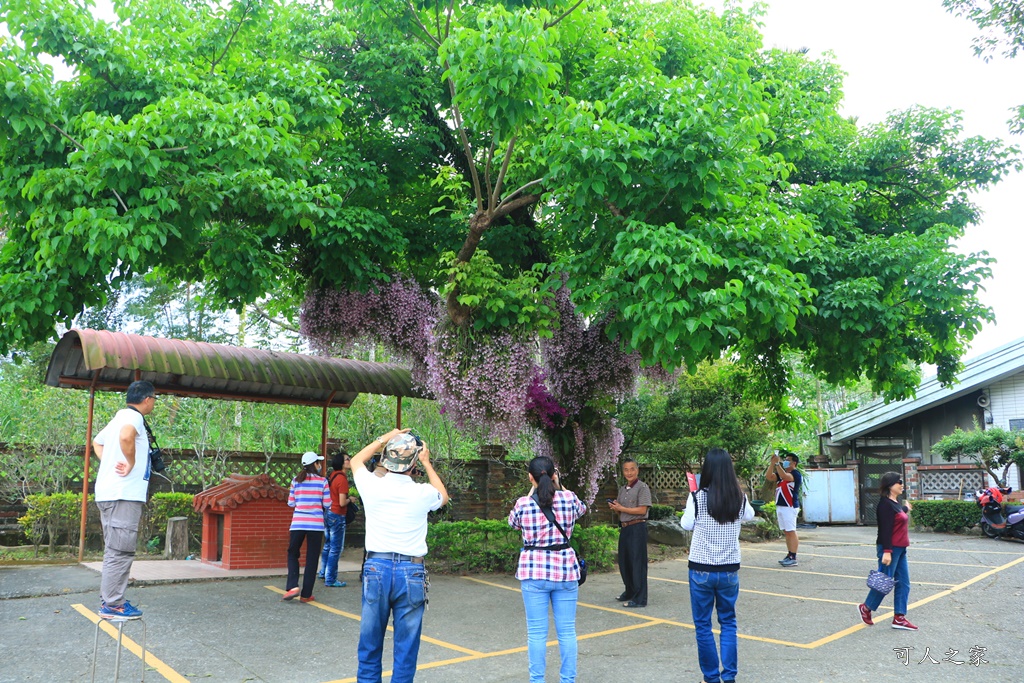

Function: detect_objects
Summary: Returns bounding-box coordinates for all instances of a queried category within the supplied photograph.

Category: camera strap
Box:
[127,405,160,453]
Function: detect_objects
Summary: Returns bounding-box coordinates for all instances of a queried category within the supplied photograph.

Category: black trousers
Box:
[618,522,648,605]
[287,530,324,598]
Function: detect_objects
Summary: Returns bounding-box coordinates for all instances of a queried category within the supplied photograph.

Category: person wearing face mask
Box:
[765,450,802,567]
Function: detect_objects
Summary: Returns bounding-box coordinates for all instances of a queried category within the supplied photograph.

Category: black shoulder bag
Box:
[127,406,166,473]
[527,495,587,585]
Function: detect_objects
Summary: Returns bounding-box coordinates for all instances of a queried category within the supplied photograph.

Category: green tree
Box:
[931,422,1024,486]
[944,0,1024,133]
[2,0,1021,499]
[618,360,775,472]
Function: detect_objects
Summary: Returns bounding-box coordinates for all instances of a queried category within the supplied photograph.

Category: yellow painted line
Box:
[649,576,862,606]
[71,604,189,683]
[462,576,810,648]
[264,586,481,656]
[728,563,957,587]
[802,552,1024,649]
[743,546,995,568]
[758,540,1024,555]
[321,616,664,683]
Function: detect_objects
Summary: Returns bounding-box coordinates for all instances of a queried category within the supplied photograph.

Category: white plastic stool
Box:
[91,614,146,682]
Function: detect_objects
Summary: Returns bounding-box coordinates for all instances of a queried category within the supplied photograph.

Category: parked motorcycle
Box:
[975,486,1024,541]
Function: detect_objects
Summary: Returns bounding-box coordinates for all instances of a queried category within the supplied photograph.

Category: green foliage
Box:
[141,492,199,553]
[932,423,1024,486]
[756,501,783,540]
[439,250,556,333]
[619,359,775,471]
[1,0,1019,415]
[909,500,979,533]
[17,492,86,555]
[426,518,617,573]
[648,503,677,520]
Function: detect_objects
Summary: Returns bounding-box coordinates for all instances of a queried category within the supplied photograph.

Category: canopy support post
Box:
[396,395,402,429]
[78,371,100,562]
[320,391,337,476]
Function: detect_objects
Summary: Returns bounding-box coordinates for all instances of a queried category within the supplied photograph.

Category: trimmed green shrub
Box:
[18,492,86,555]
[909,500,979,533]
[649,504,677,520]
[426,519,619,574]
[142,492,199,553]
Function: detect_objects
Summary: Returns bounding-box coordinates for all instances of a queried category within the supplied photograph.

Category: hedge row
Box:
[910,500,980,533]
[18,492,199,553]
[427,519,619,574]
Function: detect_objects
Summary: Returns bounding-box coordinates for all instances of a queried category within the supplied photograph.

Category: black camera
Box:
[150,446,166,473]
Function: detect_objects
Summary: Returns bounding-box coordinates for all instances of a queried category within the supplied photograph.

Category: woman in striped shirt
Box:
[508,456,586,683]
[282,452,332,602]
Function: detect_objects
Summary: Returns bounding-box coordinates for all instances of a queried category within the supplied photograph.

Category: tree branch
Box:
[544,0,587,29]
[406,0,442,48]
[445,72,484,210]
[484,136,498,212]
[251,303,300,334]
[496,178,544,211]
[492,193,541,221]
[490,135,517,210]
[210,0,253,73]
[49,122,129,213]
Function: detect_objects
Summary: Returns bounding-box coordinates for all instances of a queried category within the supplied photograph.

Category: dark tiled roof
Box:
[193,473,289,512]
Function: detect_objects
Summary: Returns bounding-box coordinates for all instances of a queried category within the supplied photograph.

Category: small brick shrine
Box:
[193,473,293,570]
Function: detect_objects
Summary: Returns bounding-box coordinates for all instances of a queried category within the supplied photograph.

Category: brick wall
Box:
[202,497,294,570]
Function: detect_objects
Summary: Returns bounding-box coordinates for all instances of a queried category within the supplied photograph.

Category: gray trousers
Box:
[98,500,144,606]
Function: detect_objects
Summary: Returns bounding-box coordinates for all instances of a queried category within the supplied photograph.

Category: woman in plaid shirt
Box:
[508,456,587,683]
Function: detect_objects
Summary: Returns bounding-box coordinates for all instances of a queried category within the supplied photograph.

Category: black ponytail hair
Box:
[528,455,557,508]
[700,448,745,524]
[295,463,319,483]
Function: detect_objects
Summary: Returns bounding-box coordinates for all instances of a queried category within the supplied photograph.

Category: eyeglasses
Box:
[148,395,159,402]
[896,479,904,485]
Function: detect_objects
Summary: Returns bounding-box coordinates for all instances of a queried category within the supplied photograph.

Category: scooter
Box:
[975,486,1024,542]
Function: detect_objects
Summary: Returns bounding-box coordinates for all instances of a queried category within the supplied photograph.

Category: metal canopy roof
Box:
[45,329,427,407]
[827,336,1024,442]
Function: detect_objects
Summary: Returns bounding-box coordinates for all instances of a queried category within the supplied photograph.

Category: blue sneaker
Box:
[326,580,347,587]
[100,600,143,619]
[780,557,799,567]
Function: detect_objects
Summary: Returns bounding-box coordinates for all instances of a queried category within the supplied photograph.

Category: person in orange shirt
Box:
[318,449,351,587]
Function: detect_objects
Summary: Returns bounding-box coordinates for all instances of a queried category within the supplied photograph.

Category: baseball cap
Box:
[382,433,423,473]
[301,452,324,466]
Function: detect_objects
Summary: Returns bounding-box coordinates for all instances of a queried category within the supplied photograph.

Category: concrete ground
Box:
[1,526,1023,683]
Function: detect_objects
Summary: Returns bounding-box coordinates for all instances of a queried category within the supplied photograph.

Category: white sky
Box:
[26,0,1024,360]
[731,0,1024,359]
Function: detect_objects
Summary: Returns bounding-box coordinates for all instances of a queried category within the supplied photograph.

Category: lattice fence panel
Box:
[920,469,984,495]
[645,467,686,493]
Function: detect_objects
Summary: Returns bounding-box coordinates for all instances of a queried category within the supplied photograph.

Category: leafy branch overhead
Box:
[0,0,1021,406]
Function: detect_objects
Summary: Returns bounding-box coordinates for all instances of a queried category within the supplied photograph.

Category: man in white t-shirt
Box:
[92,380,158,619]
[351,428,448,683]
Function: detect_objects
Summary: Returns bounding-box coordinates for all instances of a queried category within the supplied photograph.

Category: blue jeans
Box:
[865,545,910,614]
[520,579,578,683]
[357,558,427,683]
[689,569,739,683]
[319,511,346,583]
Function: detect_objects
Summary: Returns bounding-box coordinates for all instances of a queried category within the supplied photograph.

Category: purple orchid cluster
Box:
[424,323,536,443]
[524,369,568,431]
[299,276,438,388]
[541,287,640,414]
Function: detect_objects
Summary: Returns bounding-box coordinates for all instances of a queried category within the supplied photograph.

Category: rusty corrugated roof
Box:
[44,329,427,406]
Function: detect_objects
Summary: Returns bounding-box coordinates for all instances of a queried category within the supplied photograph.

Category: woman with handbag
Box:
[680,448,755,683]
[508,456,586,683]
[859,472,917,630]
